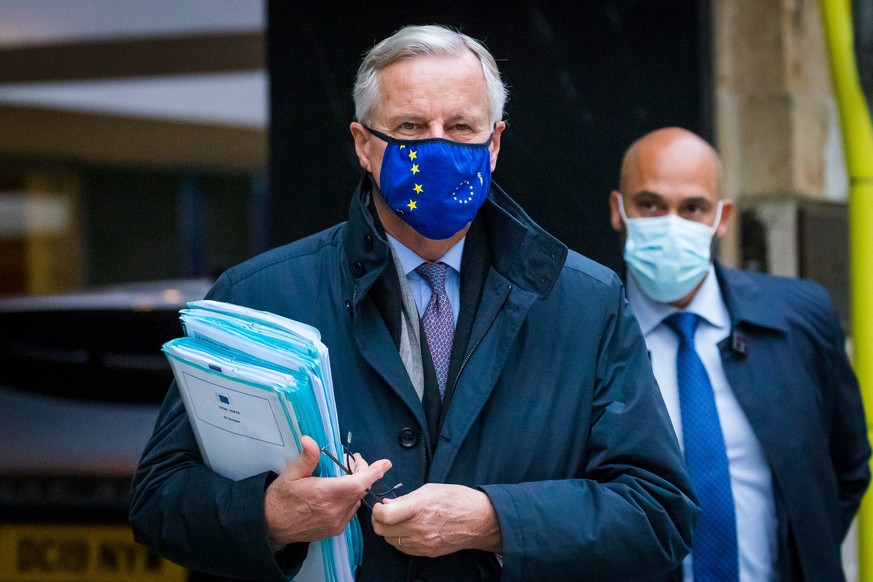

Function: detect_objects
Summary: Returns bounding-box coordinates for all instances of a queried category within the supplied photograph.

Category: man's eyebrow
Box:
[383,113,483,125]
[629,191,713,207]
[678,195,714,207]
[445,113,488,125]
[629,190,665,201]
[382,114,428,126]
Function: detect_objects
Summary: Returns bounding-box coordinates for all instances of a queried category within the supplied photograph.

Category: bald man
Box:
[609,127,870,581]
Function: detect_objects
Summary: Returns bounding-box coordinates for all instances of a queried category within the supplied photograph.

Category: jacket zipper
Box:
[423,283,513,480]
[346,287,358,318]
[447,283,512,402]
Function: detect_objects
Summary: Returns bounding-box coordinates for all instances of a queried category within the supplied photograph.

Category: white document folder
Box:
[162,301,360,582]
[165,343,302,480]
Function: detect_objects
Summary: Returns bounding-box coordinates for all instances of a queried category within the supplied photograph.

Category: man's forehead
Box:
[624,146,718,190]
[371,55,490,122]
[377,51,482,83]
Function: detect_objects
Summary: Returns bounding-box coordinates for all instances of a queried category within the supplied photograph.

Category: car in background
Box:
[0,279,212,582]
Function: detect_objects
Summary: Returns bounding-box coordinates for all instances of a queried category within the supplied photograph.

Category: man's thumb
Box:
[284,435,321,480]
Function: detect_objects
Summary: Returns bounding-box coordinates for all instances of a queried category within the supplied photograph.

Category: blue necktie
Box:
[664,312,738,582]
[416,262,455,399]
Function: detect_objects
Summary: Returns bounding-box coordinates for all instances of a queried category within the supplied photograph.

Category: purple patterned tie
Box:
[415,261,455,399]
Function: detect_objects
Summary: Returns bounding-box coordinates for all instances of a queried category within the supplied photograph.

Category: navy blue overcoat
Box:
[712,263,870,581]
[130,179,698,581]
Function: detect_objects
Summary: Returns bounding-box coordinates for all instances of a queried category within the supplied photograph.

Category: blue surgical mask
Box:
[365,126,492,240]
[618,195,723,303]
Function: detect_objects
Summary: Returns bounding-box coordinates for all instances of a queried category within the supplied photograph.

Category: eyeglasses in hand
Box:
[320,443,403,510]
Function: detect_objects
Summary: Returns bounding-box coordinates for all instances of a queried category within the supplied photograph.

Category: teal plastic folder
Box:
[162,300,361,582]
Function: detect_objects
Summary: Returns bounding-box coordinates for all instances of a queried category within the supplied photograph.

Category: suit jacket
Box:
[130,178,699,581]
[704,263,868,580]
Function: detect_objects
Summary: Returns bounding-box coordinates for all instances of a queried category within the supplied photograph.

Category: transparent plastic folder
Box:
[162,300,361,582]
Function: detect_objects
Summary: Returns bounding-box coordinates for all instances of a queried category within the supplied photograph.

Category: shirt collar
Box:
[386,233,465,276]
[627,263,729,335]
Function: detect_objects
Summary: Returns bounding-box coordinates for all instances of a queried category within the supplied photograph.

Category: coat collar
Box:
[343,176,568,304]
[343,177,393,306]
[714,261,789,334]
[482,182,567,299]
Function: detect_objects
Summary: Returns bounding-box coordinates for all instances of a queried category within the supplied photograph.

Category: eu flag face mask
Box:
[365,126,492,240]
[618,195,723,303]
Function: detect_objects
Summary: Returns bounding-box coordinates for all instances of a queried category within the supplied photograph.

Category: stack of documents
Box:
[162,300,360,582]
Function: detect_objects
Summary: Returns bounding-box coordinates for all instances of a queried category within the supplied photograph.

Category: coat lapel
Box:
[715,264,806,563]
[718,325,793,466]
[715,263,846,577]
[344,178,429,430]
[426,183,566,481]
[715,263,792,468]
[353,295,429,431]
[342,178,567,481]
[428,270,539,482]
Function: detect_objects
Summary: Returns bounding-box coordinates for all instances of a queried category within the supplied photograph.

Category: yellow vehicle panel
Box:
[0,524,185,582]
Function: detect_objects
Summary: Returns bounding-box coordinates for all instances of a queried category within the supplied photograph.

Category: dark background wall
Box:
[267,0,711,274]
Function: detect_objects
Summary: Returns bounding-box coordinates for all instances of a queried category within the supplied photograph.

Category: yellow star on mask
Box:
[413,183,423,194]
[408,150,417,161]
[399,144,406,149]
[410,164,420,174]
[407,199,417,210]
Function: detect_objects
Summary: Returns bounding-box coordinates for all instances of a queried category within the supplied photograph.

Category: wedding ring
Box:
[398,536,403,548]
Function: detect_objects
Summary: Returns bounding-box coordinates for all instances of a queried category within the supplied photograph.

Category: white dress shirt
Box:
[385,233,463,326]
[626,265,777,582]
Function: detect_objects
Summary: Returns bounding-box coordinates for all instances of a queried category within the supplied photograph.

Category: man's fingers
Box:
[349,452,366,473]
[371,493,416,525]
[283,435,322,481]
[316,458,392,501]
[351,459,392,489]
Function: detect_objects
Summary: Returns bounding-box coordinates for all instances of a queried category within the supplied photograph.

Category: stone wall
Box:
[712,0,848,271]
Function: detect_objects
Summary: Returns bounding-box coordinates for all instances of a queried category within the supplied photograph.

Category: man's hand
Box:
[265,435,391,547]
[371,483,502,557]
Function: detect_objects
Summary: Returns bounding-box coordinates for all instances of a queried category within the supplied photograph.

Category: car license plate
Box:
[0,524,186,581]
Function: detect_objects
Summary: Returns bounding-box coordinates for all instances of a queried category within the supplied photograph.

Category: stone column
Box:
[712,0,847,274]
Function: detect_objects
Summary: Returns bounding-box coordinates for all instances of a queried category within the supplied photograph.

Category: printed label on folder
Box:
[182,371,285,446]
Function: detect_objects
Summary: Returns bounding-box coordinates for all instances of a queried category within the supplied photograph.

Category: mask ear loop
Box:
[708,200,725,234]
[617,194,630,223]
[363,125,400,144]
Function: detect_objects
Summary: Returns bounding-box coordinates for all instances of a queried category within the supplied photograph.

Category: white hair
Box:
[352,24,508,126]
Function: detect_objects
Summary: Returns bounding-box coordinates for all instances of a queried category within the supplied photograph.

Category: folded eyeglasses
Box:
[320,434,403,509]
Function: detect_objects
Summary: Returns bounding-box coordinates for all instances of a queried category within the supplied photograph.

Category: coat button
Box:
[398,427,418,448]
[363,234,373,251]
[353,262,364,277]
